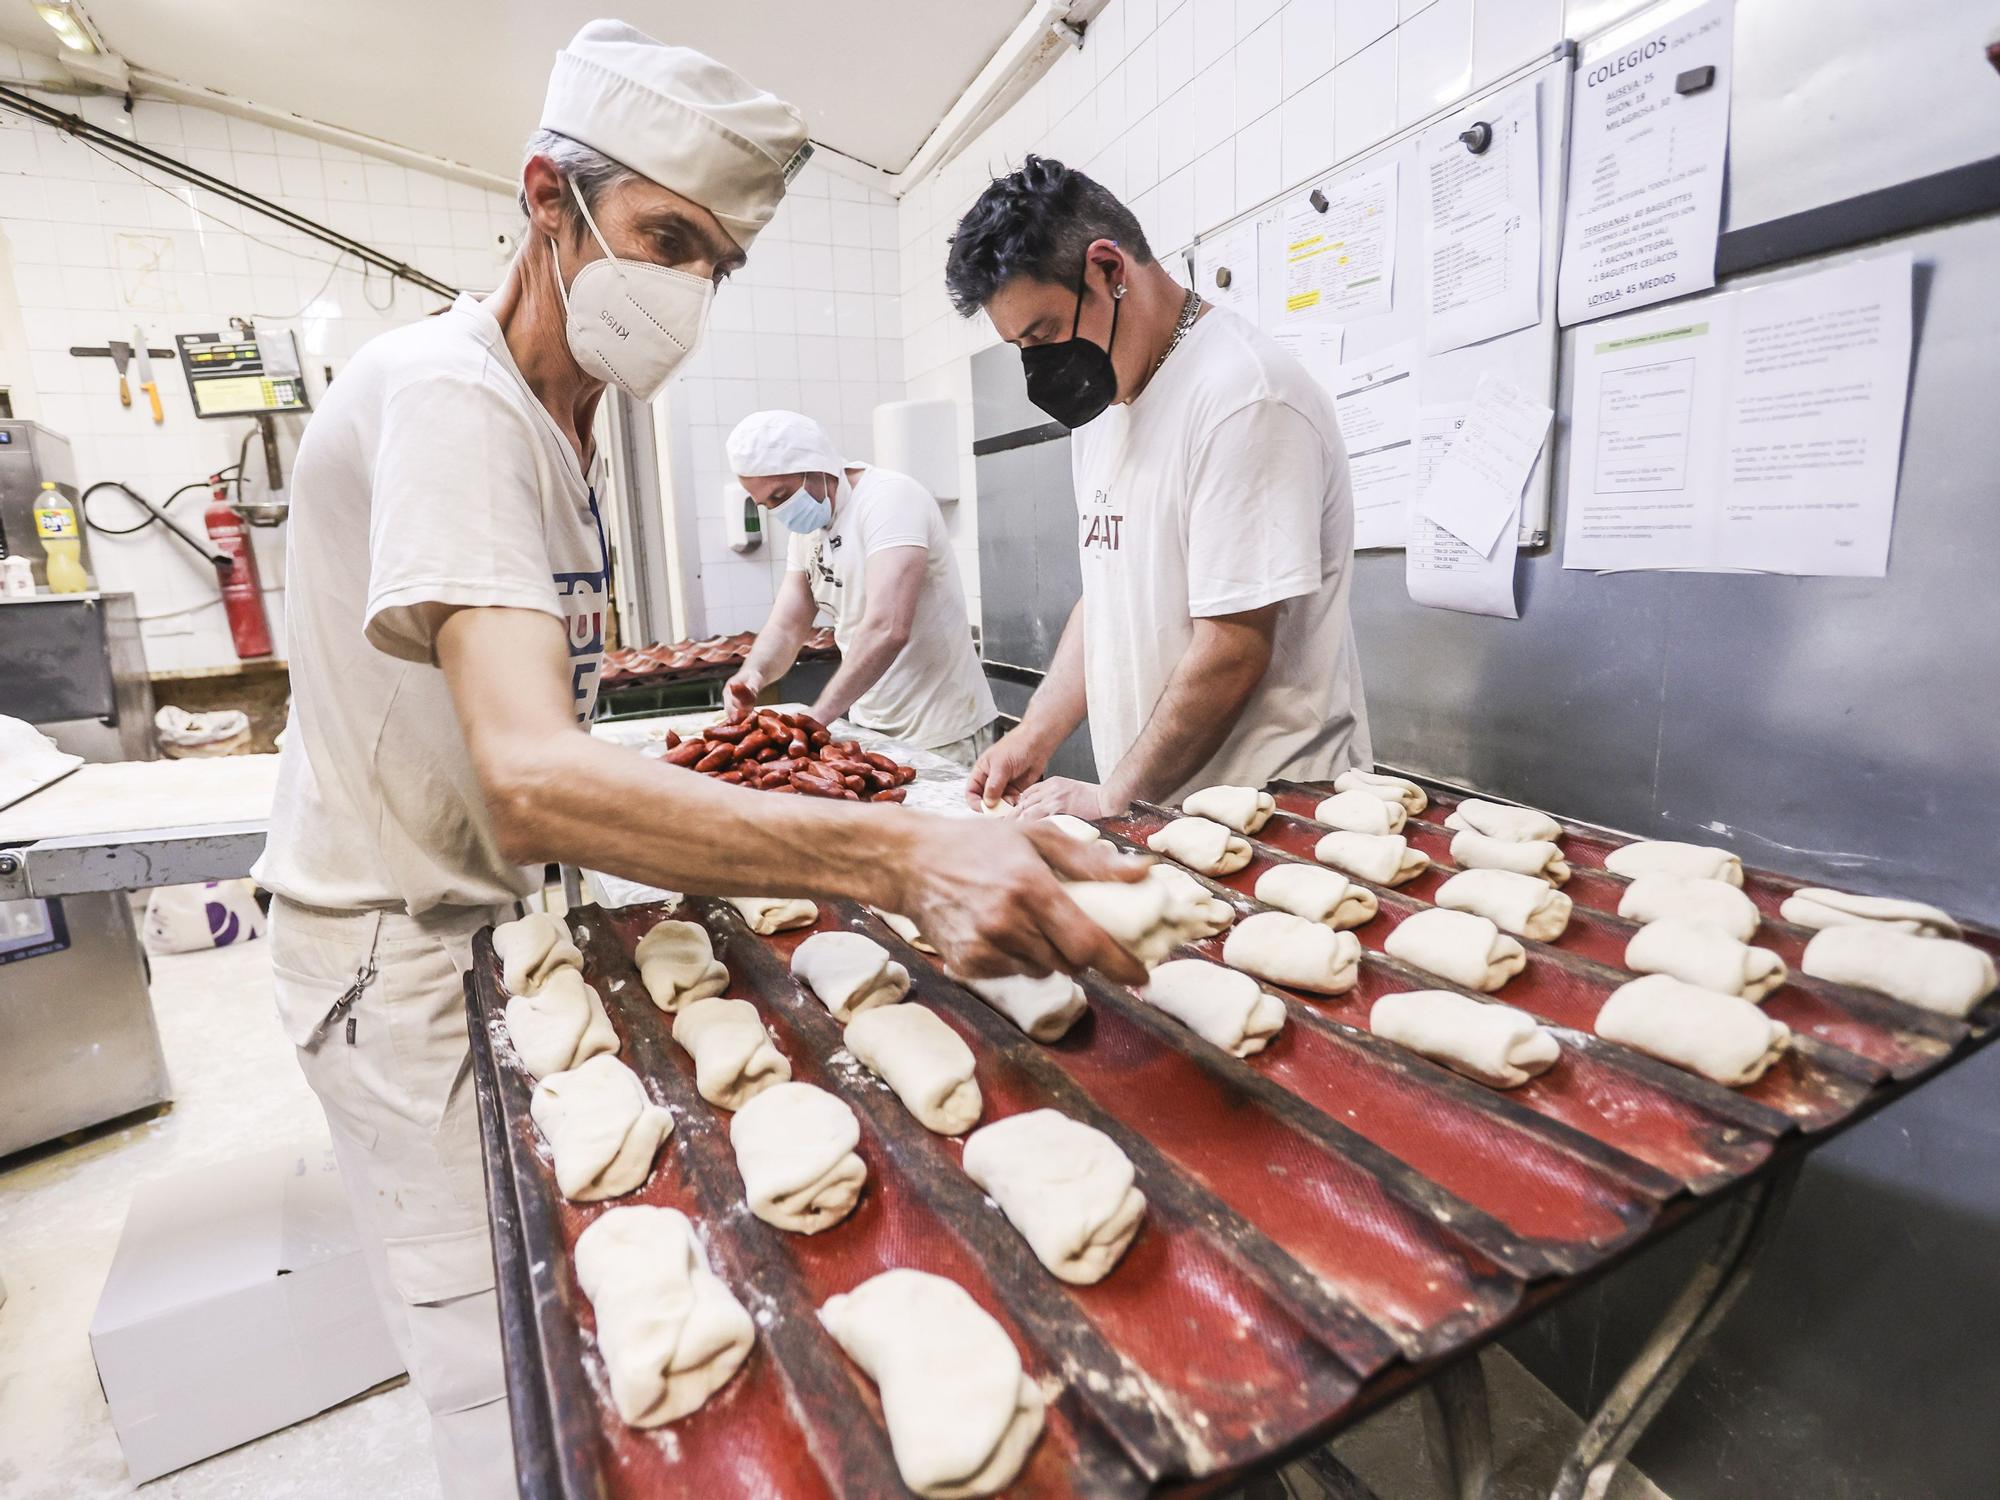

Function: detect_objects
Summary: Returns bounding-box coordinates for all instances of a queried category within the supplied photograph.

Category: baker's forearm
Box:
[1020,601,1088,747]
[809,624,904,722]
[1102,619,1272,806]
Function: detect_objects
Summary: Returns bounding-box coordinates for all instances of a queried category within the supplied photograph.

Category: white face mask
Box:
[549,178,714,400]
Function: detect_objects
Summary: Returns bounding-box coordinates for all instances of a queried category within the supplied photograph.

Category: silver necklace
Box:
[1154,288,1202,373]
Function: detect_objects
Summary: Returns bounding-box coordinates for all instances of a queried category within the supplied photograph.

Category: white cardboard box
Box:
[89,1140,405,1483]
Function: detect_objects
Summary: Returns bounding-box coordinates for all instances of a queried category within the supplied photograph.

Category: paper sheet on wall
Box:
[1193,219,1261,318]
[1564,253,1913,576]
[1273,317,1345,398]
[1408,404,1520,618]
[1280,162,1397,324]
[1330,340,1418,550]
[1559,0,1734,326]
[1420,84,1542,354]
[1415,371,1553,555]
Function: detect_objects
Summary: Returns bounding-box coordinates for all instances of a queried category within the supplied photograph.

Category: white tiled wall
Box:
[897,0,1640,620]
[0,42,517,672]
[669,163,906,638]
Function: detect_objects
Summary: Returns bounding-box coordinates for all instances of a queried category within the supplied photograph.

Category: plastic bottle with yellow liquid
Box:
[34,481,88,593]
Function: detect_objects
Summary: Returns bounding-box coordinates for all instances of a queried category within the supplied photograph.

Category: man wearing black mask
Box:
[949,156,1372,820]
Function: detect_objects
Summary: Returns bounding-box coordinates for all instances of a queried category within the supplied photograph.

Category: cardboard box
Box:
[89,1140,405,1483]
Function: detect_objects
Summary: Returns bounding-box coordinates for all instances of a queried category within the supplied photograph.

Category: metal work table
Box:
[469,753,2000,1500]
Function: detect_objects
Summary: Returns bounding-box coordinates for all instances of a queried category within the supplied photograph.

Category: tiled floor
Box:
[0,932,1667,1500]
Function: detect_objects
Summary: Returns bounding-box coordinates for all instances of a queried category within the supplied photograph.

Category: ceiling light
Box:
[32,2,101,55]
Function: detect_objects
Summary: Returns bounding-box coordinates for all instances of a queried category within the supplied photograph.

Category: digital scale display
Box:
[176,330,312,420]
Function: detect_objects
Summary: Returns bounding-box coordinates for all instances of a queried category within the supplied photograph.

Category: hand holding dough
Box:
[1625,920,1786,1002]
[1435,868,1572,941]
[792,930,910,1021]
[1145,862,1235,937]
[1065,876,1214,966]
[1334,768,1427,815]
[494,912,582,995]
[530,1054,673,1202]
[818,1269,1045,1498]
[671,997,791,1109]
[1448,829,1569,886]
[1617,874,1760,941]
[844,1004,982,1135]
[1142,958,1287,1056]
[1596,974,1790,1085]
[962,1110,1146,1284]
[724,895,819,933]
[1313,788,1406,835]
[635,920,729,1013]
[1044,813,1101,843]
[1801,926,1998,1019]
[574,1206,754,1426]
[961,971,1088,1041]
[1370,990,1560,1088]
[506,965,619,1079]
[1253,862,1377,930]
[1182,784,1275,835]
[1314,830,1430,886]
[1604,840,1744,886]
[869,907,938,954]
[1146,815,1252,876]
[1384,908,1527,992]
[1779,888,1961,939]
[1443,799,1562,844]
[1222,910,1363,994]
[730,1082,866,1233]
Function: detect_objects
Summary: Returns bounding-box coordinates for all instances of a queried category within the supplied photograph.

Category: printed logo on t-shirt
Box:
[555,566,607,721]
[1079,487,1124,553]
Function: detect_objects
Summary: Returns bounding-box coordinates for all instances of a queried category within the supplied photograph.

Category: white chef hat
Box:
[727,410,846,480]
[539,20,811,251]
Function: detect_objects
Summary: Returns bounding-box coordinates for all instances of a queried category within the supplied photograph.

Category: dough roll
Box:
[843,1004,983,1135]
[724,894,819,933]
[1617,874,1761,942]
[1370,990,1560,1088]
[1065,877,1214,966]
[1146,863,1235,937]
[1044,813,1102,843]
[1448,829,1570,885]
[1312,788,1406,835]
[818,1269,1045,1498]
[1434,868,1572,941]
[506,964,619,1079]
[961,971,1089,1042]
[1443,798,1562,844]
[494,911,582,995]
[1142,958,1287,1056]
[1595,975,1791,1086]
[1334,768,1428,815]
[1778,888,1961,939]
[1604,840,1744,886]
[1801,926,1998,1019]
[574,1206,754,1426]
[1146,814,1253,876]
[1222,910,1363,995]
[792,930,910,1022]
[1314,830,1431,886]
[1182,783,1276,835]
[869,907,938,954]
[961,1110,1146,1284]
[730,1082,867,1233]
[530,1054,673,1202]
[1625,920,1787,1002]
[635,919,730,1013]
[671,996,791,1110]
[1383,908,1527,992]
[1253,862,1378,930]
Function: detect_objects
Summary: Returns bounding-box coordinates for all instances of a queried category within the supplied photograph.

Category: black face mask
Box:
[1020,261,1120,429]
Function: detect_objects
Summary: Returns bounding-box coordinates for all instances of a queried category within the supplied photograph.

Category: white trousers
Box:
[270,896,518,1500]
[928,718,1001,769]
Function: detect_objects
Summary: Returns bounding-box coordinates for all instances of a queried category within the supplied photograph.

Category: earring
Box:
[1114,284,1127,299]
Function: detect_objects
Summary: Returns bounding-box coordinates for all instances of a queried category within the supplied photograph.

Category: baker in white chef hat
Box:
[258,22,1144,1500]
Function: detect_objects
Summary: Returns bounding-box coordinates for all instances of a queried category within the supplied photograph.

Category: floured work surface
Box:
[0,754,280,843]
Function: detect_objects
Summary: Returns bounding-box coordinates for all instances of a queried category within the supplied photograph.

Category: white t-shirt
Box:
[784,465,995,749]
[1070,305,1372,798]
[254,294,610,914]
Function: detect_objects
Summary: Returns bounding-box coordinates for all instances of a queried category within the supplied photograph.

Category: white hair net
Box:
[725,409,846,480]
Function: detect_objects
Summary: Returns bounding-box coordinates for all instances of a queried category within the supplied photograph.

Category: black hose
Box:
[79,477,235,571]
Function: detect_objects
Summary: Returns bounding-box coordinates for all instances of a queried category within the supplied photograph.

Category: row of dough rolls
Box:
[1383,908,1526,993]
[496,911,618,1079]
[1146,814,1252,876]
[1595,974,1790,1086]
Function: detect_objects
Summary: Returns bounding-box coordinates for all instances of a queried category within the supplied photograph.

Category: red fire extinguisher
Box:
[205,477,274,659]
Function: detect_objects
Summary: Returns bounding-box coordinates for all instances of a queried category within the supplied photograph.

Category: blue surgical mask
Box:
[771,474,833,533]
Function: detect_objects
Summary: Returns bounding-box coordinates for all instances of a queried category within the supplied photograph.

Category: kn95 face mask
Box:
[551,177,713,400]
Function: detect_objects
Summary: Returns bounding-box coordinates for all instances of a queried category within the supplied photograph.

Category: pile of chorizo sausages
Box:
[652,710,917,802]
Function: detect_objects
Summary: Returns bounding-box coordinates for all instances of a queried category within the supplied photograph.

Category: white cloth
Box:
[1778,888,1961,939]
[1370,990,1560,1088]
[540,21,807,251]
[784,463,996,749]
[1801,926,1998,1018]
[1142,958,1288,1056]
[1071,306,1371,797]
[961,1111,1147,1285]
[1596,974,1791,1086]
[256,294,609,914]
[1625,920,1787,1002]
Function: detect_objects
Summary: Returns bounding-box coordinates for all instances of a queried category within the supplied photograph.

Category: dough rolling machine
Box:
[467,766,1999,1500]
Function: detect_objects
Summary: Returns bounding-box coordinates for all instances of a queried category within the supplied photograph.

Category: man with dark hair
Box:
[950,157,1372,819]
